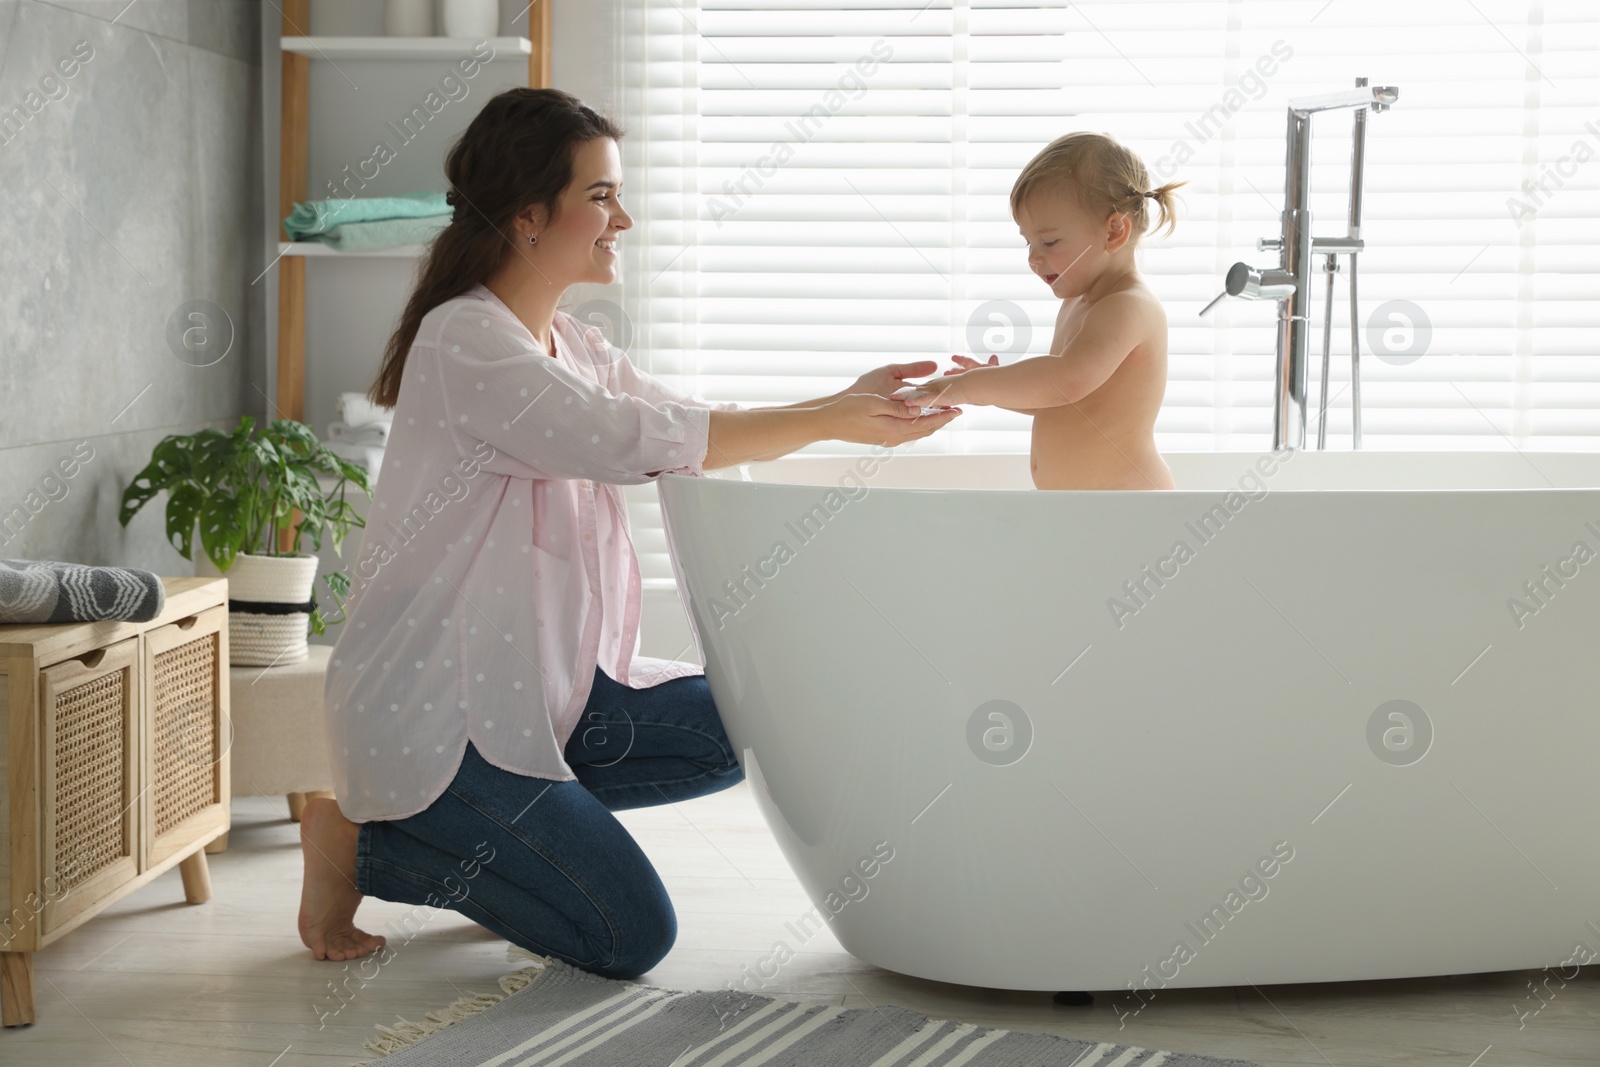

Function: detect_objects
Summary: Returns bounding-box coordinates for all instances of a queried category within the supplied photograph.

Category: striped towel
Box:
[0,558,165,625]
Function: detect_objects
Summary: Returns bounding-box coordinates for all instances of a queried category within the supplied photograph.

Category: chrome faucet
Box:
[1201,79,1399,451]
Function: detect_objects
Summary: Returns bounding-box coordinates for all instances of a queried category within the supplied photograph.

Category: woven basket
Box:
[215,553,319,666]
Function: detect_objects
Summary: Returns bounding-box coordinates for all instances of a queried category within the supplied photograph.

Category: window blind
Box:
[613,0,1600,584]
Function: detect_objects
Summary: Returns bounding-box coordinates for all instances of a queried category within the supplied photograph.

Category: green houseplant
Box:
[119,416,373,662]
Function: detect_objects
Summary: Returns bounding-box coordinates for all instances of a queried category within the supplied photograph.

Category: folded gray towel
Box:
[0,558,166,625]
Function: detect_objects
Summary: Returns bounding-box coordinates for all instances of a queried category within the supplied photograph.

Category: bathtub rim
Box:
[697,448,1600,493]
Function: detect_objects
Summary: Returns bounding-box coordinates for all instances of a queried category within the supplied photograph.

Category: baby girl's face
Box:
[1015,190,1107,299]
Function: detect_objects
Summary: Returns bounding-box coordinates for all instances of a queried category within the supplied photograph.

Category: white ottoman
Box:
[215,643,335,847]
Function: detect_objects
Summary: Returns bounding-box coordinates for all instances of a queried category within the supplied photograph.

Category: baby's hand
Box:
[945,354,1000,375]
[893,355,998,410]
[892,383,954,414]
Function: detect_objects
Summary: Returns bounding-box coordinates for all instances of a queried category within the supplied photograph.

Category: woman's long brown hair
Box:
[368,88,625,408]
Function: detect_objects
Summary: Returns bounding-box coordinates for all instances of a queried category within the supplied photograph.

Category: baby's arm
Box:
[950,355,1041,414]
[908,292,1150,410]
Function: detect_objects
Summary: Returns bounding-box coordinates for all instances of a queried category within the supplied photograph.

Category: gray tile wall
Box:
[0,0,263,573]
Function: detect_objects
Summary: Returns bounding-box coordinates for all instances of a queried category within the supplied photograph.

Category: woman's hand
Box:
[847,360,940,399]
[823,392,960,447]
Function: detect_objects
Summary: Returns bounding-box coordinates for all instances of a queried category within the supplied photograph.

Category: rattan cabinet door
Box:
[143,606,229,869]
[39,637,141,936]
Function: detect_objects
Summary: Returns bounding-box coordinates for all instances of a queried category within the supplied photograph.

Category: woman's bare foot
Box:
[298,797,388,961]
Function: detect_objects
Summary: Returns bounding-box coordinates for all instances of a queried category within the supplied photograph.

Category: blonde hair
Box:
[1010,131,1184,241]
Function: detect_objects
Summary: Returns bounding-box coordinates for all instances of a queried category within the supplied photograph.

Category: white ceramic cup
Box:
[384,0,433,36]
[441,0,499,37]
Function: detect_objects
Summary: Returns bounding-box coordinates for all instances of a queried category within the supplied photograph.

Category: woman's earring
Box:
[528,233,538,246]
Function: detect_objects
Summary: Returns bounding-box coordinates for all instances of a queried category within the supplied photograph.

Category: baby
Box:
[899,132,1182,490]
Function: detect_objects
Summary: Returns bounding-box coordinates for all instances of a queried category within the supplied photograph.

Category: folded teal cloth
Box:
[283,191,450,240]
[309,214,450,252]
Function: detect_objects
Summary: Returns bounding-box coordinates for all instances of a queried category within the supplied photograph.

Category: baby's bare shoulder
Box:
[1091,284,1166,335]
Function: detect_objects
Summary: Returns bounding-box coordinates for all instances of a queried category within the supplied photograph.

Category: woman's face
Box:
[531,136,633,287]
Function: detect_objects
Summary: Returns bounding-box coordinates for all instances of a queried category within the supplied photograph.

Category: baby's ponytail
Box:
[1143,180,1184,239]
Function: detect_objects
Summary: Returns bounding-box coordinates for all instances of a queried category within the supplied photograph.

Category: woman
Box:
[298,87,961,975]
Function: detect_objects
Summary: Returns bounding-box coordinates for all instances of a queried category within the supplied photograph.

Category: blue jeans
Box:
[353,666,744,979]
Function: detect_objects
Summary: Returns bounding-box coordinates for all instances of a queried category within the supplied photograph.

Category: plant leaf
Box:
[164,483,207,561]
[198,491,246,570]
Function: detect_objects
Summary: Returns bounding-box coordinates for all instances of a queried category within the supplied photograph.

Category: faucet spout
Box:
[1198,263,1296,317]
[1288,85,1399,114]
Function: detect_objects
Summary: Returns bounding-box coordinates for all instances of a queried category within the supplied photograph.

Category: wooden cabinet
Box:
[1,577,229,1027]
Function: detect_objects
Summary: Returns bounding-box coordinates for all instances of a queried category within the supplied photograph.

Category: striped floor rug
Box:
[353,952,1262,1067]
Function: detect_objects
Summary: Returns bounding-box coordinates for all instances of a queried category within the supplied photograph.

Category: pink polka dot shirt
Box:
[324,284,741,822]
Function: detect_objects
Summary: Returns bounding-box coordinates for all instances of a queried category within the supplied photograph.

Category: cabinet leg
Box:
[1,951,35,1027]
[287,792,307,821]
[178,849,213,905]
[308,789,335,803]
[204,830,229,854]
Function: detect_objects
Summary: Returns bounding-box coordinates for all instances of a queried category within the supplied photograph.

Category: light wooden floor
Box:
[2,783,1595,1066]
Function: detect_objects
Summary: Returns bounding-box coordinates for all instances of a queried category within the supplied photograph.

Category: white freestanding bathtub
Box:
[657,450,1600,996]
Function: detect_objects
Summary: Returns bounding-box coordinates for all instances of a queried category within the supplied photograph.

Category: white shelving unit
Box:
[271,0,551,442]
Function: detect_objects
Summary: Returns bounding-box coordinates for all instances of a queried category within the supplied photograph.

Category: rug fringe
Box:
[348,956,551,1066]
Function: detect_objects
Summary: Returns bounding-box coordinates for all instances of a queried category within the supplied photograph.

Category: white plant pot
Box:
[222,552,319,667]
[441,0,498,37]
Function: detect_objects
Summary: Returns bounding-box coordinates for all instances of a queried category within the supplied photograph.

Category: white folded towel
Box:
[337,391,393,430]
[328,420,390,446]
